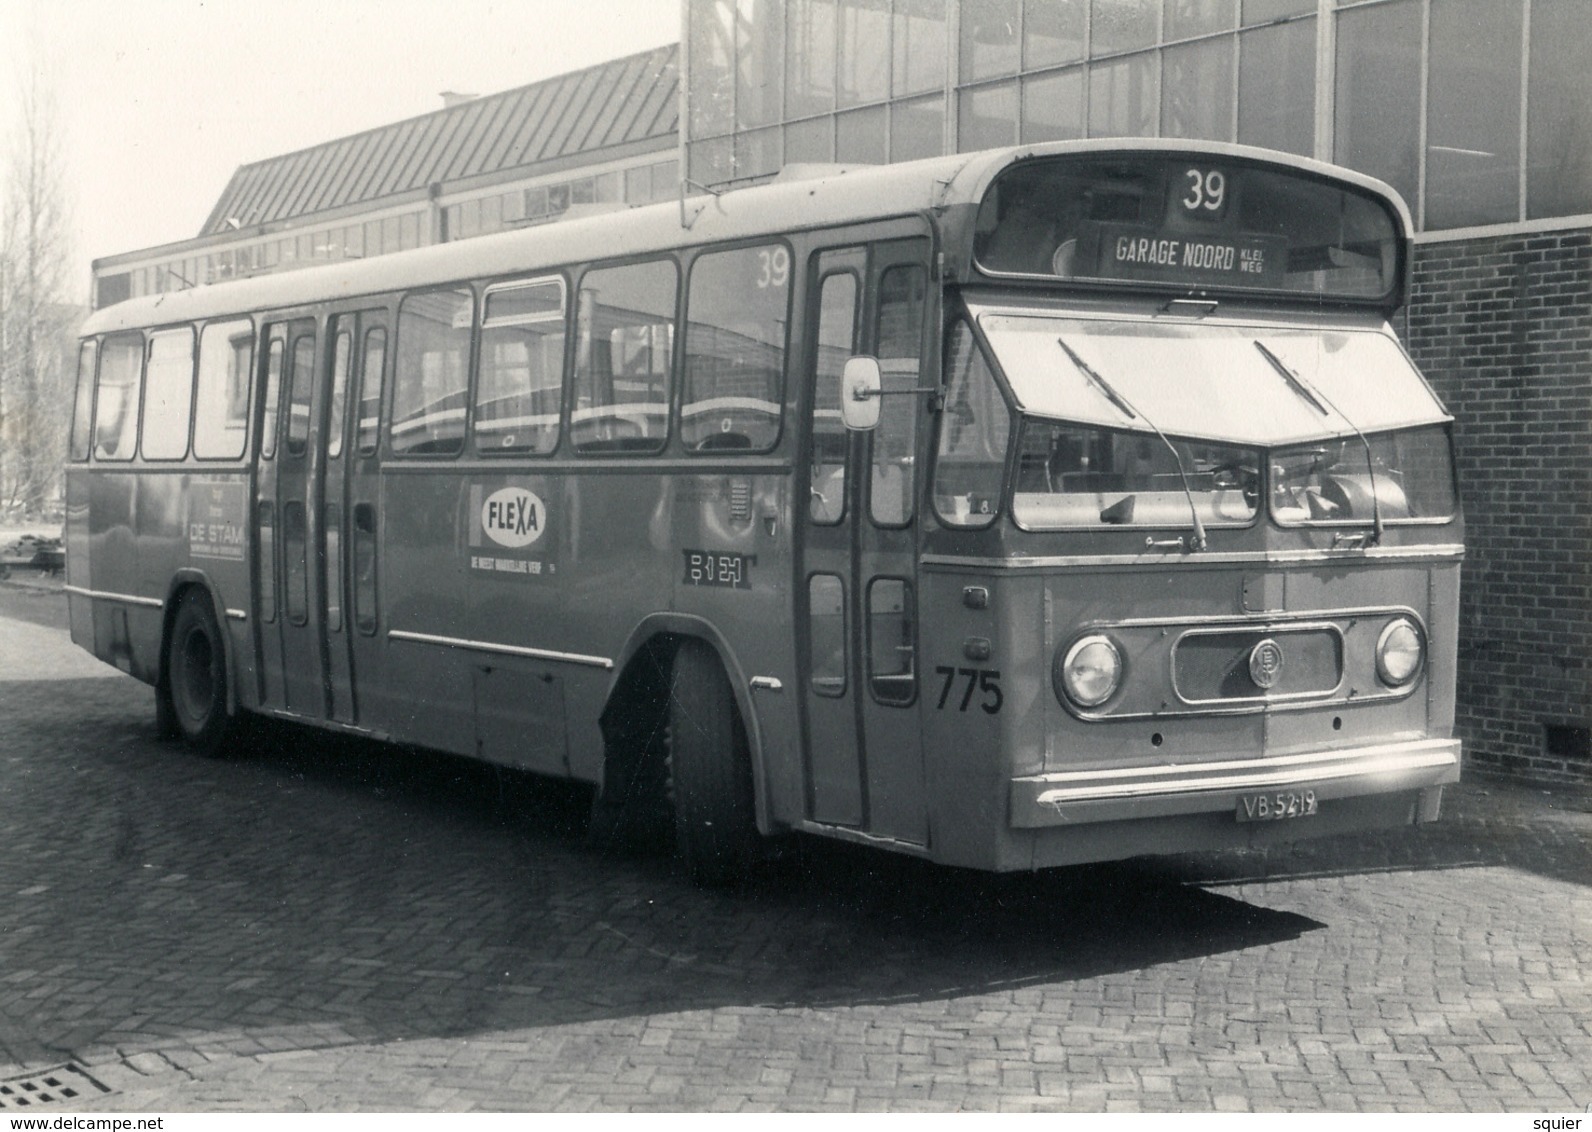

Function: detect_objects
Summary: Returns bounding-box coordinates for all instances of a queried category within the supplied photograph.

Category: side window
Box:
[140,328,196,460]
[810,271,857,524]
[260,336,284,460]
[70,340,97,462]
[356,327,387,456]
[933,321,1011,528]
[392,289,472,456]
[327,328,352,459]
[682,244,790,452]
[285,333,316,458]
[808,573,847,696]
[93,333,144,461]
[194,319,253,460]
[475,278,565,455]
[867,577,916,706]
[871,263,926,526]
[572,259,676,454]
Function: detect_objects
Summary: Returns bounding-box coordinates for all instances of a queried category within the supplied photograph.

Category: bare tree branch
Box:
[1,56,80,518]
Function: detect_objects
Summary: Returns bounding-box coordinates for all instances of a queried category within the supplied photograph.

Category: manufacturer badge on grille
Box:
[1248,638,1285,690]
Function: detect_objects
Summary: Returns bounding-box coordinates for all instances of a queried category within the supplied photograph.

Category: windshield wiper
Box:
[1057,337,1207,553]
[1253,340,1383,546]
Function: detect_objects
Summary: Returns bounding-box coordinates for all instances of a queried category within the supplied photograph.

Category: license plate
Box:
[1236,789,1318,823]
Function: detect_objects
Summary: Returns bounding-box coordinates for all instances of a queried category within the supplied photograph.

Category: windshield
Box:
[1272,425,1456,526]
[975,310,1449,447]
[973,308,1455,534]
[1013,422,1259,531]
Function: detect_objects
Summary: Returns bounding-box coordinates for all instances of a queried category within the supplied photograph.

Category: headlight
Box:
[1376,618,1424,686]
[1056,635,1123,709]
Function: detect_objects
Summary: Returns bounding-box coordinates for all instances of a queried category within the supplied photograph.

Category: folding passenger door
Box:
[332,309,390,728]
[799,236,933,846]
[254,316,325,718]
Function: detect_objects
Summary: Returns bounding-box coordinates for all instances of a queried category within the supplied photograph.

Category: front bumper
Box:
[1009,737,1461,828]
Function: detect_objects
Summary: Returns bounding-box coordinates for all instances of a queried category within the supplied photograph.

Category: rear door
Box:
[271,317,325,717]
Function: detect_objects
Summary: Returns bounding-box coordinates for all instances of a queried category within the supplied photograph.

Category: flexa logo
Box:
[480,487,546,549]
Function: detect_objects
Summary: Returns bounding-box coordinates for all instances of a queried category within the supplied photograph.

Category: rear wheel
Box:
[164,591,235,756]
[669,640,759,887]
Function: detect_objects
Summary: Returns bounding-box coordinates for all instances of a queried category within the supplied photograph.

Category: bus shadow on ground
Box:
[0,683,1580,1067]
[167,716,1325,1013]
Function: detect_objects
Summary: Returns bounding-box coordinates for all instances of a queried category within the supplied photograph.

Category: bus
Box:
[65,139,1462,885]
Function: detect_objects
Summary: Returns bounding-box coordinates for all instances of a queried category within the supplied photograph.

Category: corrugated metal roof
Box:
[201,44,678,236]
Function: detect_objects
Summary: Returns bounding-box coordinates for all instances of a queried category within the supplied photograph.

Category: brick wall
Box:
[1405,227,1592,786]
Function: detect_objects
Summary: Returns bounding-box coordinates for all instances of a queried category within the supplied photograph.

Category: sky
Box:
[0,0,681,303]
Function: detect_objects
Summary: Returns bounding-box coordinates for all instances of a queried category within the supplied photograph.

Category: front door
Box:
[800,237,933,845]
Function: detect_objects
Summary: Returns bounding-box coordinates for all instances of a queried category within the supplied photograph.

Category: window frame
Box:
[932,317,1015,531]
[680,239,794,456]
[193,317,256,462]
[808,266,862,527]
[356,324,388,458]
[569,255,681,457]
[138,325,198,462]
[70,338,98,463]
[92,331,148,463]
[866,259,930,530]
[472,273,570,458]
[389,286,477,459]
[1266,422,1460,530]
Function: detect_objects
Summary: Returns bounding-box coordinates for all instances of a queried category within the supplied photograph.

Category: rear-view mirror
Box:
[840,355,882,431]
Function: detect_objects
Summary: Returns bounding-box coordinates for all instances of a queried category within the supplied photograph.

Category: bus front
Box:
[918,146,1461,870]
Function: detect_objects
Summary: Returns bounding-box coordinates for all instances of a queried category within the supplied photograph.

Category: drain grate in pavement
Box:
[0,1065,113,1109]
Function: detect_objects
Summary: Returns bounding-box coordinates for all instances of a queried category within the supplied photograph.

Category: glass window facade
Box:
[1426,0,1521,229]
[1527,0,1592,220]
[1334,0,1422,216]
[683,0,1592,235]
[1236,15,1314,157]
[1161,35,1233,142]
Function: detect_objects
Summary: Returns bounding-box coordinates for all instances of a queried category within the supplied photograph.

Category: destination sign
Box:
[975,153,1401,299]
[1091,224,1287,287]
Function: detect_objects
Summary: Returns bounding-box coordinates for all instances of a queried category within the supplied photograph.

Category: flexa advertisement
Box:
[466,481,556,580]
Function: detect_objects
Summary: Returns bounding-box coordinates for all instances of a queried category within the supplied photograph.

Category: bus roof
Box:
[82,140,1412,337]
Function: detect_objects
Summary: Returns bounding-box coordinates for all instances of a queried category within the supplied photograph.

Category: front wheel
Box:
[669,640,760,887]
[164,591,236,756]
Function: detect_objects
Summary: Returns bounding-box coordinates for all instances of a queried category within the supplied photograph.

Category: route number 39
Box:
[1182,168,1227,216]
[756,246,790,289]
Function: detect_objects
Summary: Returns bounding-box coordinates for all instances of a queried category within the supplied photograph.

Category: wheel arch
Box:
[603,612,777,835]
[159,569,238,718]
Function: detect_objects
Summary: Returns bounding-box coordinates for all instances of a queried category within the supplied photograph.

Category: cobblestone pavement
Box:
[2,581,1589,1112]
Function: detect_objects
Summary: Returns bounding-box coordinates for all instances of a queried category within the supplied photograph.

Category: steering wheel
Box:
[1209,461,1260,506]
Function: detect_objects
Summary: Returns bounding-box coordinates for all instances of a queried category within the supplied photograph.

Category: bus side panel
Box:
[670,472,801,829]
[458,469,576,776]
[88,471,148,679]
[560,471,677,778]
[185,471,257,711]
[64,467,93,651]
[1426,561,1461,742]
[135,472,188,685]
[915,565,1035,871]
[377,470,476,757]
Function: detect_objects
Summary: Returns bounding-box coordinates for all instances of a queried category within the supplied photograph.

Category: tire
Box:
[589,697,674,855]
[165,590,235,756]
[669,640,760,887]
